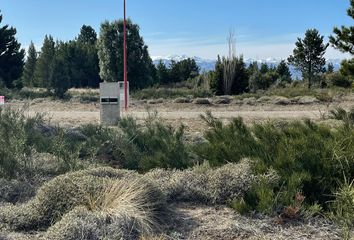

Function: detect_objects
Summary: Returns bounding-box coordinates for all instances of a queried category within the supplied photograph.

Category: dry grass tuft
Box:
[89,178,165,234]
[145,160,254,204]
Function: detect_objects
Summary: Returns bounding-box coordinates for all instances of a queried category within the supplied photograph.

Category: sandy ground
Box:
[165,204,344,240]
[7,97,354,132]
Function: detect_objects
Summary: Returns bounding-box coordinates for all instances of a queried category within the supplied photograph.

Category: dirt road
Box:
[7,98,354,131]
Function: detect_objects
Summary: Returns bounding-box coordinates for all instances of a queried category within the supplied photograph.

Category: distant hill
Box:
[152,55,342,79]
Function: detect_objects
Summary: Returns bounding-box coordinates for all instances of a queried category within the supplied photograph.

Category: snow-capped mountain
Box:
[152,55,342,79]
[152,55,216,72]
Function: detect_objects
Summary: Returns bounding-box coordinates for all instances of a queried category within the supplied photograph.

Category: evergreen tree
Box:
[49,43,70,98]
[260,63,269,74]
[230,56,248,94]
[156,60,170,84]
[288,29,328,88]
[35,35,55,88]
[340,58,354,77]
[78,25,97,45]
[65,25,100,88]
[22,42,37,87]
[276,60,292,83]
[329,0,354,55]
[210,55,248,95]
[0,11,25,88]
[210,55,224,95]
[97,19,155,89]
[247,61,259,76]
[169,58,199,83]
[327,62,335,73]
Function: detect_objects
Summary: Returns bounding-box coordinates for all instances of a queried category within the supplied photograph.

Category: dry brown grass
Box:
[88,178,165,236]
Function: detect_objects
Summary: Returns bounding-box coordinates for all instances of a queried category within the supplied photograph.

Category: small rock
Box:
[213,97,231,104]
[257,96,272,103]
[296,96,320,105]
[174,97,192,103]
[271,96,291,105]
[148,98,164,104]
[243,97,257,105]
[193,98,211,105]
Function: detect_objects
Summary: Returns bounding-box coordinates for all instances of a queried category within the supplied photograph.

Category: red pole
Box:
[123,0,128,111]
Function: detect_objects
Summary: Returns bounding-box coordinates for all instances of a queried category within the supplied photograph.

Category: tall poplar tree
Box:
[22,42,38,87]
[35,35,55,88]
[97,19,156,89]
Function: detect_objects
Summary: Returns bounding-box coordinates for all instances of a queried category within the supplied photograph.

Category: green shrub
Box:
[194,112,258,166]
[195,113,354,217]
[0,107,44,179]
[326,72,353,88]
[251,120,354,208]
[329,107,354,126]
[119,113,191,172]
[330,179,354,232]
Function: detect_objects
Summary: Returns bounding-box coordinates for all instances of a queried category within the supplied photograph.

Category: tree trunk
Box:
[308,63,312,89]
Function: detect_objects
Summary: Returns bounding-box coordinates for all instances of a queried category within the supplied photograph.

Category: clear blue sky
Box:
[1,0,353,59]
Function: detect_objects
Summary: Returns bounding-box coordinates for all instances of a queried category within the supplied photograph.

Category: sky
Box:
[1,0,353,60]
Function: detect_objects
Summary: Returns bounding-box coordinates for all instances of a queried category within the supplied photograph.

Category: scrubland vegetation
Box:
[1,0,354,239]
[0,106,353,239]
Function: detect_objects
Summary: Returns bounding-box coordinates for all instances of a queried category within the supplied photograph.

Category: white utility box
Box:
[100,82,120,125]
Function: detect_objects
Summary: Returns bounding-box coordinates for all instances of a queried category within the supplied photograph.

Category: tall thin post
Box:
[123,0,128,111]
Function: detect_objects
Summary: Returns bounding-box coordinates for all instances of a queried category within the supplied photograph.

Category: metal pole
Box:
[123,0,128,111]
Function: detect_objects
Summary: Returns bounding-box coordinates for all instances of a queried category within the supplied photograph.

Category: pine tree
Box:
[78,25,97,45]
[276,60,292,83]
[156,60,170,84]
[329,0,354,55]
[210,55,224,95]
[327,62,335,73]
[288,29,328,88]
[66,25,100,88]
[260,63,269,74]
[0,11,25,88]
[22,42,38,87]
[49,43,70,98]
[35,35,55,88]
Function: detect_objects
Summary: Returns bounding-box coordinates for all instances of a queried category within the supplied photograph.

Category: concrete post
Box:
[100,82,120,125]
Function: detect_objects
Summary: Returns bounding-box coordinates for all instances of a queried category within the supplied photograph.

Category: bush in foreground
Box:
[0,167,139,231]
[196,113,354,219]
[145,161,255,204]
[119,114,191,172]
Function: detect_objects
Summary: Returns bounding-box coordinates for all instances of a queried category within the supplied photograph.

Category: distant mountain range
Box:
[152,55,342,79]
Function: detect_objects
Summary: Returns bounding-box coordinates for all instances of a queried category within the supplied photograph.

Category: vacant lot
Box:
[8,95,354,132]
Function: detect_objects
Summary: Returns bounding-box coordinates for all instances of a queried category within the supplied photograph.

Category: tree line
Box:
[0,14,199,97]
[210,0,354,96]
[0,0,353,98]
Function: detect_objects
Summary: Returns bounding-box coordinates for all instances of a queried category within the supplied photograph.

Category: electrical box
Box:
[100,82,120,126]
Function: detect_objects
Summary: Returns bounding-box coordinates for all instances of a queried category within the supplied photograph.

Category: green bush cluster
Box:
[0,107,45,179]
[196,113,354,218]
[119,114,191,172]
